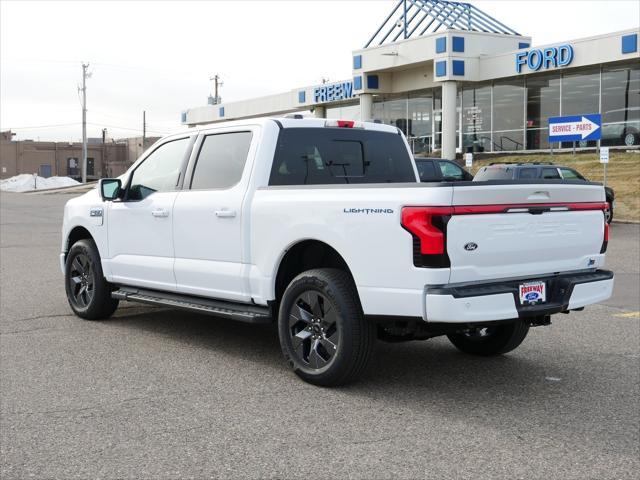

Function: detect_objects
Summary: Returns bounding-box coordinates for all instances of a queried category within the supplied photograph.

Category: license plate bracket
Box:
[519,281,546,305]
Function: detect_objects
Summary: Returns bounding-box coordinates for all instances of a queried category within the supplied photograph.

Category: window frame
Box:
[187,130,254,191]
[122,135,195,202]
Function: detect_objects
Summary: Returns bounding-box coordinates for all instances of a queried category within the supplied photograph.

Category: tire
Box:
[65,238,119,320]
[623,130,638,147]
[605,206,613,224]
[277,268,375,386]
[447,320,529,356]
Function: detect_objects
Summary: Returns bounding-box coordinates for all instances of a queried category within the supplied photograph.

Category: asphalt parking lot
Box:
[1,191,638,480]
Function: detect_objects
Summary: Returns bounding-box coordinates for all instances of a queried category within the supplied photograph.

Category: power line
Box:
[4,122,80,130]
[4,122,169,135]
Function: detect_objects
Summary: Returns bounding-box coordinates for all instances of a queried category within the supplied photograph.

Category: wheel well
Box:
[275,240,353,302]
[66,226,93,256]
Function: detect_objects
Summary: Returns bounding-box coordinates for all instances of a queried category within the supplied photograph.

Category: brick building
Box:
[0,131,160,180]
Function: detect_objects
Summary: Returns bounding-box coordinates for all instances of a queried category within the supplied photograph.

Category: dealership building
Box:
[183,0,640,160]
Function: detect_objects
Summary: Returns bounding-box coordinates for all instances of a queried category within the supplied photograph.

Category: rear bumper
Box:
[425,269,614,323]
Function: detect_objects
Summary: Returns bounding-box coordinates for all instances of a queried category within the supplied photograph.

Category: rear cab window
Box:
[269,128,416,185]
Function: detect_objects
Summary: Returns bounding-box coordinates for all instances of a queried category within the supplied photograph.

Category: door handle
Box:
[215,209,237,218]
[151,209,170,218]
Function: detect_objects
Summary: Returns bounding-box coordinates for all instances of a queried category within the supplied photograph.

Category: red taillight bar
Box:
[451,202,607,215]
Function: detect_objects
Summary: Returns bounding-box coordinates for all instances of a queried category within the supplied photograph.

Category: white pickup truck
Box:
[61,118,614,386]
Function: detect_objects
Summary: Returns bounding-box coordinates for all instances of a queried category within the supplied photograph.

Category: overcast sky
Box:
[1,0,639,141]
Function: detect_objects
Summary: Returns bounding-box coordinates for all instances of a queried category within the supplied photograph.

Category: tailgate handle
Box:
[527,191,550,201]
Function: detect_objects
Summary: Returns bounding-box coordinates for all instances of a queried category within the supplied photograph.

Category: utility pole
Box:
[79,62,91,183]
[142,110,146,148]
[209,74,223,104]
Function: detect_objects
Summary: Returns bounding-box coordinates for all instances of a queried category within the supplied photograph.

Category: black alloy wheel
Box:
[64,239,119,320]
[278,268,375,386]
[288,291,340,370]
[68,252,95,309]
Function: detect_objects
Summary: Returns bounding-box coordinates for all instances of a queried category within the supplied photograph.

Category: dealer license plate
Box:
[519,281,546,305]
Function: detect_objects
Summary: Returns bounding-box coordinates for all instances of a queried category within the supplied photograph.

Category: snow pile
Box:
[0,174,81,192]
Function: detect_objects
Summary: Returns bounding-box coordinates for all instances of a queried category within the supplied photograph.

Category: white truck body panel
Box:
[61,117,613,324]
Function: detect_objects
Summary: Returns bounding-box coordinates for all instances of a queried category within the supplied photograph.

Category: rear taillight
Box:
[401,207,452,268]
[600,210,609,253]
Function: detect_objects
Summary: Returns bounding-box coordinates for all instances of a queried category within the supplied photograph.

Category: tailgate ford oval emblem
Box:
[464,242,478,251]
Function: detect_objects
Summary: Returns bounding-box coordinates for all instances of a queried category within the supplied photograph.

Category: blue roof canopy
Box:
[365,0,521,48]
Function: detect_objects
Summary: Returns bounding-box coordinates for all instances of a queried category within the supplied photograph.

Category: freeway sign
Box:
[548,114,601,142]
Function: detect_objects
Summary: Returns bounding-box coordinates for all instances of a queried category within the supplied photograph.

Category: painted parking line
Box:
[613,311,640,318]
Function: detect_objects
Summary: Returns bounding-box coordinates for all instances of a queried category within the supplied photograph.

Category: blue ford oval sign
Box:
[516,44,574,73]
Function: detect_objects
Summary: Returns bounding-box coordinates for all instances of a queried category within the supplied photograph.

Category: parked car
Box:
[414,157,473,182]
[61,118,613,386]
[473,163,615,223]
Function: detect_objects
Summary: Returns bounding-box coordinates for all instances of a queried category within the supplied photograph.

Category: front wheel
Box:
[447,321,529,356]
[277,268,375,386]
[65,238,119,320]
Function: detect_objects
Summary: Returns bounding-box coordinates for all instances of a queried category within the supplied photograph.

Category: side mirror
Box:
[99,178,121,201]
[463,171,474,181]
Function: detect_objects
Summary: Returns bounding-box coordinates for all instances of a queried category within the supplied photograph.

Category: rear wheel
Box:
[277,268,375,386]
[65,239,119,320]
[447,321,529,356]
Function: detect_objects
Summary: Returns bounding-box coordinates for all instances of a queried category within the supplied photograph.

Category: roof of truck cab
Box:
[183,117,401,134]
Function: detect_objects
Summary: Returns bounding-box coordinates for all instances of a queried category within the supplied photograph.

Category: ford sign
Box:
[516,44,573,74]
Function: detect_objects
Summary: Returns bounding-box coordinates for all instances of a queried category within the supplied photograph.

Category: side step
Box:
[112,287,272,324]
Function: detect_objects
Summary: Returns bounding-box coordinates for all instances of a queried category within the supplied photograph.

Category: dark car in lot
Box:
[473,163,615,223]
[414,157,473,182]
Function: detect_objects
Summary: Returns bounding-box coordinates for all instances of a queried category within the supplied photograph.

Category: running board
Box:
[112,287,272,324]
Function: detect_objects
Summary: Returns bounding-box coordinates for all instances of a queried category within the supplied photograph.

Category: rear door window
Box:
[438,160,464,180]
[473,166,514,181]
[190,131,252,190]
[269,128,416,185]
[518,167,539,179]
[542,167,561,179]
[559,168,585,180]
[416,160,438,182]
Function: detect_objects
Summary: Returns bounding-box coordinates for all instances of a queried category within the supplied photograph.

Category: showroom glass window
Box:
[373,94,409,134]
[432,89,461,152]
[561,69,600,148]
[408,91,434,155]
[462,84,492,153]
[601,63,640,147]
[493,77,525,151]
[326,102,361,121]
[526,73,560,150]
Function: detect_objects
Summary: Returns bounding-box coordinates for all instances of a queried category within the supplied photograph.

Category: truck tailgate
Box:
[447,183,607,283]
